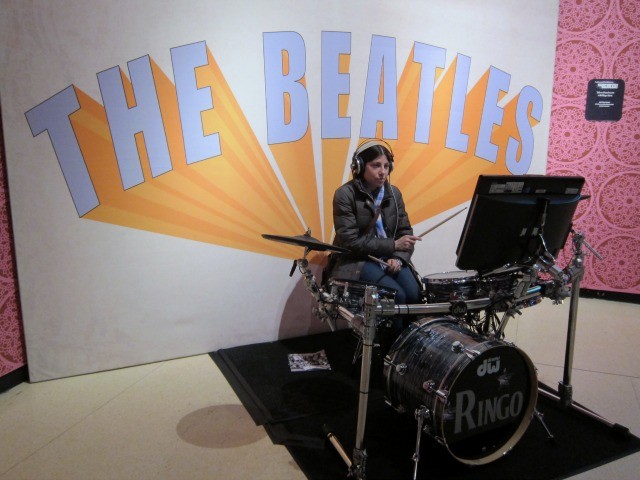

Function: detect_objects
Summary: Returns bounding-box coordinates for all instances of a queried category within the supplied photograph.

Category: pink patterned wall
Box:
[0,118,26,378]
[547,0,640,294]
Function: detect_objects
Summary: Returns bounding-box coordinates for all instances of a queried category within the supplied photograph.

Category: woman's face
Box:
[362,154,390,189]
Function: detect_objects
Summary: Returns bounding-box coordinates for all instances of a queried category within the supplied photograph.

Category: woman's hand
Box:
[394,235,421,251]
[386,258,402,273]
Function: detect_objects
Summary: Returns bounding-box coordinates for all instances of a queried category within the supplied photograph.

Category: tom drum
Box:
[329,278,397,313]
[423,271,480,303]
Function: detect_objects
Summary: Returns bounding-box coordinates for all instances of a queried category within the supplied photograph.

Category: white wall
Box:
[0,0,560,380]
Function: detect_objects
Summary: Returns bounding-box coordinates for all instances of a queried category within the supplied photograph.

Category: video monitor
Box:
[455,175,585,274]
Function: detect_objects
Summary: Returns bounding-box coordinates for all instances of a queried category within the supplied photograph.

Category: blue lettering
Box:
[263,31,309,144]
[445,54,471,152]
[360,35,397,139]
[507,86,542,174]
[476,67,511,162]
[171,41,221,164]
[25,86,99,217]
[321,31,351,139]
[413,42,446,144]
[97,56,172,189]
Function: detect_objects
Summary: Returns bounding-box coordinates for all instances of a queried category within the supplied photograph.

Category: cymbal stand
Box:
[558,230,603,408]
[525,232,618,428]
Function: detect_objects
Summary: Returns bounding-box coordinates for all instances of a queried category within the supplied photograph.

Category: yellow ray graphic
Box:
[70,53,305,259]
[269,127,321,240]
[268,67,322,241]
[321,138,351,243]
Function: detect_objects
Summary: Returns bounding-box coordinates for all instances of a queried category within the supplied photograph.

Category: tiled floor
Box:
[1,297,638,479]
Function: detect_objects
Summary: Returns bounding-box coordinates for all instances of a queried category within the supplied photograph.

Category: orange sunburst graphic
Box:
[67,45,537,261]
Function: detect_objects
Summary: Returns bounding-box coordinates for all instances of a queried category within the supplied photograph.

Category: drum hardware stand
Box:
[291,252,341,332]
[351,327,388,366]
[489,266,548,339]
[479,308,500,336]
[324,285,397,480]
[493,303,522,339]
[558,231,603,409]
[492,286,541,339]
[350,285,381,479]
[534,231,618,430]
[412,406,430,480]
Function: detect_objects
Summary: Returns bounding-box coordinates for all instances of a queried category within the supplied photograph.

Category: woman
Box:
[329,139,422,304]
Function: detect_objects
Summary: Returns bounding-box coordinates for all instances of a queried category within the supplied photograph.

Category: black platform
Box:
[211,329,640,480]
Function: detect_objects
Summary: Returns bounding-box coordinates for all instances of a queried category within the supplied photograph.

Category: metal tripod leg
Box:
[412,406,429,480]
[533,409,554,440]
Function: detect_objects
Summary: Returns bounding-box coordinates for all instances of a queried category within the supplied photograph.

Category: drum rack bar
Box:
[388,287,542,318]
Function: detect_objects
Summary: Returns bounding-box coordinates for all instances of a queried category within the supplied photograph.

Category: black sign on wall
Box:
[585,79,625,121]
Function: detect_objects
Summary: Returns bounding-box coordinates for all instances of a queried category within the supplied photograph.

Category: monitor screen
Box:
[455,175,585,274]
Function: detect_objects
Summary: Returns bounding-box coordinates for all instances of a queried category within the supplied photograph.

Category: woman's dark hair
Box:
[352,144,393,178]
[359,144,392,164]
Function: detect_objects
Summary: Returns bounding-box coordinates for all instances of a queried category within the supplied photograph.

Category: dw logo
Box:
[477,357,500,377]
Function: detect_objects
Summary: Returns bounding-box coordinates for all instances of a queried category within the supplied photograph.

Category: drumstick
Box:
[416,207,468,238]
[368,255,388,267]
[368,208,466,262]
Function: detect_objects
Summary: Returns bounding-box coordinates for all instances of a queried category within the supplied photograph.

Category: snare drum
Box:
[423,271,479,303]
[384,317,537,465]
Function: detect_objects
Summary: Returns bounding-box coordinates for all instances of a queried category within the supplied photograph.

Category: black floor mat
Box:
[211,329,640,479]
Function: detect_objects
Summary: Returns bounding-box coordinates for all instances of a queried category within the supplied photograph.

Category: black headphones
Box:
[350,139,395,177]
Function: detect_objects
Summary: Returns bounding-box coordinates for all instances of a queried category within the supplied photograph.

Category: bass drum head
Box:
[384,317,537,465]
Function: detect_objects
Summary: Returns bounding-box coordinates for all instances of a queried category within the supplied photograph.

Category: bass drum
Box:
[384,317,537,465]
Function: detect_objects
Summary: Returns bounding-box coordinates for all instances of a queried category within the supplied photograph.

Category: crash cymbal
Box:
[262,233,349,253]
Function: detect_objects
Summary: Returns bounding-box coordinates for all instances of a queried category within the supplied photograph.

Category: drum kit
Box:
[262,177,608,479]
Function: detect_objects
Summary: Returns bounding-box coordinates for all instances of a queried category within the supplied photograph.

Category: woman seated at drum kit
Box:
[264,141,579,473]
[323,140,541,471]
[327,139,423,309]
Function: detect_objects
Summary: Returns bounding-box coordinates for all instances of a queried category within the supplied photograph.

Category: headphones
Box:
[350,139,395,177]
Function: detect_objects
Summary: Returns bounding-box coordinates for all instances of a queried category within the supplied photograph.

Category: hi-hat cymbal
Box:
[262,233,349,253]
